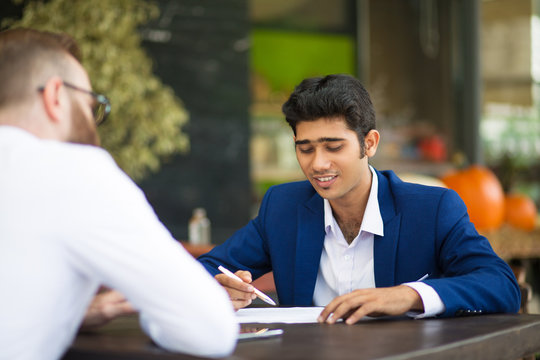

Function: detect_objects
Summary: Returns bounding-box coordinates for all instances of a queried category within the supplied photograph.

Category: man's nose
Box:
[312,149,331,172]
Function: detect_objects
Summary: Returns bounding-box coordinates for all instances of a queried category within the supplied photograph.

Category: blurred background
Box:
[1,0,539,310]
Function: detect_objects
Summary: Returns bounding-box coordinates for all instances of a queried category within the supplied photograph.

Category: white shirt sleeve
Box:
[403,282,446,318]
[60,148,238,358]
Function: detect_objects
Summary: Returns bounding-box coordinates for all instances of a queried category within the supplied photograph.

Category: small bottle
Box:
[188,208,211,245]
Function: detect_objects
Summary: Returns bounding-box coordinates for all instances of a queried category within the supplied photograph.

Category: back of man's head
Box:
[0,28,82,111]
[282,74,376,154]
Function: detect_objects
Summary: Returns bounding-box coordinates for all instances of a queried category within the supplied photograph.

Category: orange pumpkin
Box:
[441,165,505,231]
[504,194,538,231]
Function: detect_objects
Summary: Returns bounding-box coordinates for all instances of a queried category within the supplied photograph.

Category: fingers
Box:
[81,290,137,329]
[215,273,256,294]
[95,289,128,304]
[341,303,375,325]
[231,298,253,311]
[95,290,137,316]
[318,293,353,323]
[105,300,137,318]
[319,292,370,325]
[318,286,422,325]
[215,272,257,310]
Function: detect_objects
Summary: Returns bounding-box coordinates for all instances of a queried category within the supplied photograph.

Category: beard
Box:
[66,101,100,146]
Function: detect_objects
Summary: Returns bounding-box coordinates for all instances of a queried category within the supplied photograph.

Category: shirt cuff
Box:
[403,282,445,318]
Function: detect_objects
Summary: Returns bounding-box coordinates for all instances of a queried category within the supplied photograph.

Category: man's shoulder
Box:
[376,169,468,231]
[50,140,112,161]
[376,169,461,213]
[1,126,114,169]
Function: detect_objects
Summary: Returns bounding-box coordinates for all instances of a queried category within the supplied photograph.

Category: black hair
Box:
[282,74,376,156]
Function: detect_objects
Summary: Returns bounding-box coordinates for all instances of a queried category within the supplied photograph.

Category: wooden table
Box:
[483,225,540,260]
[63,313,540,360]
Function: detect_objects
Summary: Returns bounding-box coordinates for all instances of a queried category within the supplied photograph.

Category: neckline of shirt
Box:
[323,165,384,244]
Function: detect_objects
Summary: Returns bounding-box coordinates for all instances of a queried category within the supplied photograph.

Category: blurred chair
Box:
[509,259,532,314]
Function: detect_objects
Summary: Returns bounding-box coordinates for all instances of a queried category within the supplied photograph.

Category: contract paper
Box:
[236,307,325,324]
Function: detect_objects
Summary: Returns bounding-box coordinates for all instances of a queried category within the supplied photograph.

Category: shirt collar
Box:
[324,165,384,237]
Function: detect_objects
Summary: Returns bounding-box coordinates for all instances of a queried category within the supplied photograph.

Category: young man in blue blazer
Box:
[198,74,520,324]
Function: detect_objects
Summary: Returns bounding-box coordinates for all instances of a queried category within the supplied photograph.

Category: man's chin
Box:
[310,183,337,200]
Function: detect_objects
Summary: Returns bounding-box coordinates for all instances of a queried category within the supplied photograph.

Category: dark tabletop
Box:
[63,313,540,360]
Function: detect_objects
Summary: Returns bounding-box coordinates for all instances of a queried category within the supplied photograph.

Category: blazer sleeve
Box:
[424,189,521,317]
[197,187,274,280]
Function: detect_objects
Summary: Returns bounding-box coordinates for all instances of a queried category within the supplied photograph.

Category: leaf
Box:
[6,0,189,180]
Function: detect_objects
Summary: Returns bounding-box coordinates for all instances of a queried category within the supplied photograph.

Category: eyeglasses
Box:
[37,81,111,126]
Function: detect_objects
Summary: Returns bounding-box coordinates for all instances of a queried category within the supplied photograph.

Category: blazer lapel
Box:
[293,192,325,305]
[373,170,401,287]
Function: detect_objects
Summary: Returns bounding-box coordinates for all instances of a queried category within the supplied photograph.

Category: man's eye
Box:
[327,145,343,152]
[298,147,314,154]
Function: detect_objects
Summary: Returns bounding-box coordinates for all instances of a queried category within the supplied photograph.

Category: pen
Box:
[218,265,277,306]
[417,274,429,282]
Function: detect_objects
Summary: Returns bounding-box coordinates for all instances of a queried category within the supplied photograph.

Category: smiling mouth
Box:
[313,175,338,187]
[316,176,335,182]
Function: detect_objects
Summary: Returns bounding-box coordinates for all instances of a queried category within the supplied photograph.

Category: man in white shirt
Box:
[0,28,238,360]
[198,74,520,324]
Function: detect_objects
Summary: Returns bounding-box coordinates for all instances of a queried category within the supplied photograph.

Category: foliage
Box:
[3,0,189,180]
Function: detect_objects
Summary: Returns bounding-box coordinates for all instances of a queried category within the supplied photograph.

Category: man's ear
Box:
[364,129,380,157]
[40,77,65,124]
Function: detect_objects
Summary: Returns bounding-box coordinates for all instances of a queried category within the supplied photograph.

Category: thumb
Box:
[235,270,253,284]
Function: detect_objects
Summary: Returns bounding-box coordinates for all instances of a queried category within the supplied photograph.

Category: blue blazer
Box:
[199,169,521,317]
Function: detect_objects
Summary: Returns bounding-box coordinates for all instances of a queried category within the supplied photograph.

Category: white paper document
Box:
[236,307,325,324]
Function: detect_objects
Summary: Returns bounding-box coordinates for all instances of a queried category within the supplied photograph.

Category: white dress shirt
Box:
[0,126,238,360]
[313,166,445,318]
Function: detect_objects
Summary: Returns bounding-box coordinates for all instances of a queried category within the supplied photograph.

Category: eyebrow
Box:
[295,137,345,145]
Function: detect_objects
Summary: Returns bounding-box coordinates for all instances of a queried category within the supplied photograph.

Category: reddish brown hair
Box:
[0,28,82,108]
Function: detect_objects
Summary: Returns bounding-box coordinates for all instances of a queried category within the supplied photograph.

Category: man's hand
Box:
[80,289,137,330]
[215,270,257,310]
[318,285,424,325]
